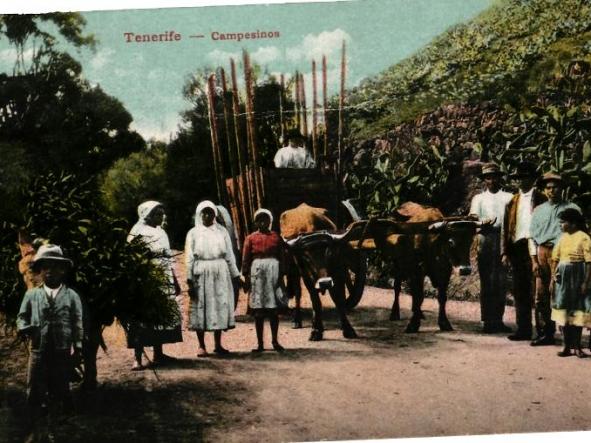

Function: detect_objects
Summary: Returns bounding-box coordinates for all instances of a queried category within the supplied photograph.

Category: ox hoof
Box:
[438,320,454,332]
[292,319,303,329]
[309,330,324,341]
[342,328,358,339]
[405,321,420,334]
[389,312,401,321]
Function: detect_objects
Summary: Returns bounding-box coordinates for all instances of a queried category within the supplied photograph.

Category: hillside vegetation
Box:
[347,0,591,140]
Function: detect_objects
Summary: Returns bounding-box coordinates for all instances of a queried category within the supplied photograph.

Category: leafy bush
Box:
[101,142,168,226]
[0,172,177,327]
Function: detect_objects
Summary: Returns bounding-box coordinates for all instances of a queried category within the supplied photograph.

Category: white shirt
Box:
[469,189,512,228]
[273,145,315,169]
[514,188,534,242]
[43,284,63,299]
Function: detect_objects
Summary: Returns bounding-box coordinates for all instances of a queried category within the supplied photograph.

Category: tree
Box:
[0,13,96,74]
[101,141,169,225]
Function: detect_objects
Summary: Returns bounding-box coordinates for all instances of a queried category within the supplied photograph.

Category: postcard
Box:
[1,1,590,442]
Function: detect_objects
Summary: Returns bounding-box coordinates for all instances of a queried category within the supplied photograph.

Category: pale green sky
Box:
[0,0,493,140]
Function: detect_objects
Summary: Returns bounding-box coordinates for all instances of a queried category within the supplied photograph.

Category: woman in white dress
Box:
[127,200,183,370]
[185,200,240,356]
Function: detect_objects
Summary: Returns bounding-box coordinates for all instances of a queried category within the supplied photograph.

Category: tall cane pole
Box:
[243,50,263,208]
[322,55,329,158]
[206,73,225,205]
[279,73,285,144]
[294,70,301,132]
[220,67,244,241]
[312,60,318,163]
[299,73,308,140]
[230,58,253,232]
[337,41,347,227]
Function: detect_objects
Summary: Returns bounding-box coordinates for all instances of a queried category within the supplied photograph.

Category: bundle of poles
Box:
[204,40,348,243]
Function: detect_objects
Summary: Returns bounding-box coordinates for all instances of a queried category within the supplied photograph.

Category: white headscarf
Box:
[254,208,273,230]
[195,200,219,227]
[128,200,163,241]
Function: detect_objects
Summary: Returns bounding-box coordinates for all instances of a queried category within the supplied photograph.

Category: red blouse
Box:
[241,231,285,277]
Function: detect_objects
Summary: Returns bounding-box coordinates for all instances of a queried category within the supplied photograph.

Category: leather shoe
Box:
[508,332,531,341]
[530,336,556,346]
[496,323,513,333]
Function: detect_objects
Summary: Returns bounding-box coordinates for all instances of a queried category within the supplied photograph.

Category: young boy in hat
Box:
[17,244,83,420]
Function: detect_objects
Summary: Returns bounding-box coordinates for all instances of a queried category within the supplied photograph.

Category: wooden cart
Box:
[225,167,367,309]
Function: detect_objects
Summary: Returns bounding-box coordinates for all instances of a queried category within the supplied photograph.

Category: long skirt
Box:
[249,258,288,310]
[125,295,183,348]
[189,258,235,331]
[551,261,591,327]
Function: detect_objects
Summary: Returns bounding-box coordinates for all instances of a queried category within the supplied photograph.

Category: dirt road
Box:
[2,286,591,442]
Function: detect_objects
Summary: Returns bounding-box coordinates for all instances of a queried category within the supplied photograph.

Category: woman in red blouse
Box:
[242,208,288,352]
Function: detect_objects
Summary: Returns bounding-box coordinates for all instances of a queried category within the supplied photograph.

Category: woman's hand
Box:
[242,276,251,292]
[187,279,195,299]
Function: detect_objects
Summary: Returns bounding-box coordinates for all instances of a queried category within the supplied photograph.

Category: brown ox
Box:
[353,203,481,333]
[280,204,359,341]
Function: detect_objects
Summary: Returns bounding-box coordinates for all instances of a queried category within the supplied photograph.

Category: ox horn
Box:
[283,235,303,247]
[445,220,479,228]
[327,223,358,242]
[428,221,448,231]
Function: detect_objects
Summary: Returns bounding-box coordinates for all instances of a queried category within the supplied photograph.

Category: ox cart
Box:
[224,167,368,310]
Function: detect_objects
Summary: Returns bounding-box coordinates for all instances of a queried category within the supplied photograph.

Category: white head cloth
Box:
[128,200,163,241]
[195,200,219,227]
[138,200,162,223]
[254,208,273,229]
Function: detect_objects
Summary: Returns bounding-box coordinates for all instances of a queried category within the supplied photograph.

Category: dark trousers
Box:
[508,240,534,336]
[535,245,555,338]
[27,347,71,418]
[477,231,506,324]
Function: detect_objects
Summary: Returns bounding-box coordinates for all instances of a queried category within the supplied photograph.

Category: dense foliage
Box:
[346,0,591,140]
[0,173,177,327]
[101,142,169,225]
[0,14,173,326]
[0,13,145,226]
[348,72,591,219]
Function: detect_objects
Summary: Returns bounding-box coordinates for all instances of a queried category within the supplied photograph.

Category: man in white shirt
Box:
[273,129,315,169]
[469,163,513,333]
[501,162,546,341]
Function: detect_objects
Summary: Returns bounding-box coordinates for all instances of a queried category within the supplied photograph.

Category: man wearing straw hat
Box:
[274,129,315,169]
[529,172,582,346]
[17,244,83,422]
[470,162,513,333]
[501,161,547,341]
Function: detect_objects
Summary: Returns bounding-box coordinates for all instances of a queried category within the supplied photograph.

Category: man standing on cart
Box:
[274,129,315,169]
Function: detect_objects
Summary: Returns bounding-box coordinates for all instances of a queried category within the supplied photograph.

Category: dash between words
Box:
[123,30,281,43]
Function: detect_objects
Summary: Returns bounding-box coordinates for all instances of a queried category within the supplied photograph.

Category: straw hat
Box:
[480,162,502,177]
[32,244,73,269]
[538,172,563,185]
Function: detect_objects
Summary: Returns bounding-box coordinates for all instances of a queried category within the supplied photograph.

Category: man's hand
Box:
[581,282,589,296]
[501,254,510,268]
[531,260,541,277]
[72,348,83,366]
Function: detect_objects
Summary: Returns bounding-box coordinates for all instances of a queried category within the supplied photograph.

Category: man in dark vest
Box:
[501,162,546,341]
